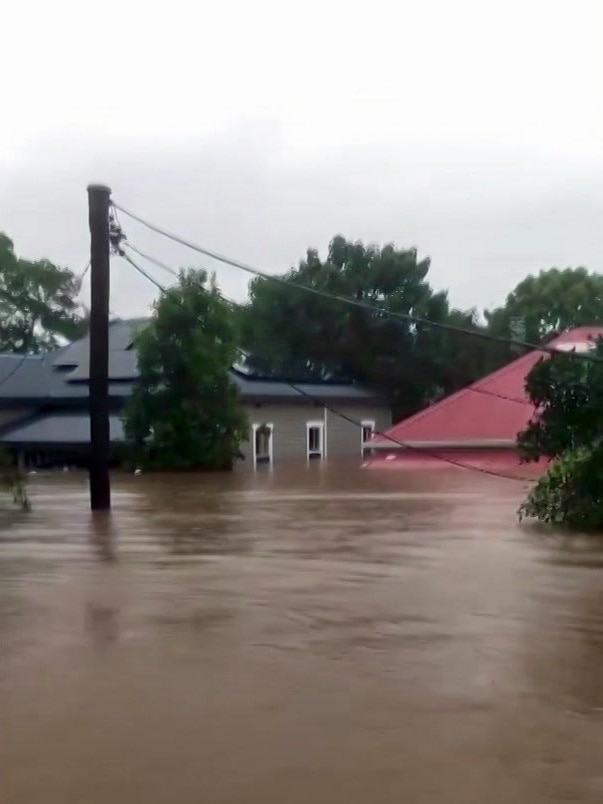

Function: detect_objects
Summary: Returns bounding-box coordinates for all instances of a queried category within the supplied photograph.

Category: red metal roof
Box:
[371,327,603,449]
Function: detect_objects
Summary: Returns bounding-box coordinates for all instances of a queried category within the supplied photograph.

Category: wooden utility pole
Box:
[87,184,112,511]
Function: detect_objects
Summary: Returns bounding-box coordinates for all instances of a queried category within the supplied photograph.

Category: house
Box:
[0,319,390,470]
[365,326,603,476]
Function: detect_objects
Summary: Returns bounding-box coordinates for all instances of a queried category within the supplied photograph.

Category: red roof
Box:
[371,327,603,450]
[363,448,549,479]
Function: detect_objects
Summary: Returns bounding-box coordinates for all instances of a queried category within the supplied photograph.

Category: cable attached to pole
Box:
[120,243,535,409]
[112,200,603,365]
[123,242,180,279]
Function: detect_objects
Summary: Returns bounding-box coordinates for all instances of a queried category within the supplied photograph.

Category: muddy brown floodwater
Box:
[1,464,603,803]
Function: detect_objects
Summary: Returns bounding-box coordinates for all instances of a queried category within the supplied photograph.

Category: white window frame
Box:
[361,420,376,456]
[306,420,325,461]
[252,422,274,468]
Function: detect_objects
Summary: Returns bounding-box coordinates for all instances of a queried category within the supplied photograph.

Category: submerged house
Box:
[0,320,390,470]
[365,327,603,476]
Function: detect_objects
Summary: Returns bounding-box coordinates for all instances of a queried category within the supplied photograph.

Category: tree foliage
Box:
[517,341,603,530]
[519,446,603,530]
[238,235,498,419]
[0,233,88,352]
[486,267,603,346]
[517,347,602,461]
[122,269,248,470]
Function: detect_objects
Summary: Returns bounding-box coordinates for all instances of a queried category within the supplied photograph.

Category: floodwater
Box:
[2,465,603,803]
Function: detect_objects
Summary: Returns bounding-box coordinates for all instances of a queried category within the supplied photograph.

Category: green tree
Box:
[122,269,248,470]
[238,236,496,419]
[486,267,603,346]
[0,233,88,352]
[517,342,603,529]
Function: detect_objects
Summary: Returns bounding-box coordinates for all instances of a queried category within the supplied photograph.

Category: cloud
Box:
[2,123,602,319]
[1,0,601,317]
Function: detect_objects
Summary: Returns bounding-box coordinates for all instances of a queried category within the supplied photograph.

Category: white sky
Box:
[1,0,602,318]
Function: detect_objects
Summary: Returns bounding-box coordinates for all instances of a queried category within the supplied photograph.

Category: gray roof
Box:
[51,319,147,367]
[66,351,139,381]
[0,353,135,400]
[229,373,376,401]
[1,413,124,444]
[0,319,380,404]
[0,355,48,398]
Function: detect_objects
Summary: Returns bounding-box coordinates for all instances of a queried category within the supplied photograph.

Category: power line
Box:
[120,251,169,296]
[119,251,532,483]
[461,386,532,406]
[123,242,180,279]
[74,261,91,298]
[120,246,535,412]
[286,381,533,482]
[124,240,232,294]
[122,247,532,408]
[112,200,603,365]
[0,353,33,391]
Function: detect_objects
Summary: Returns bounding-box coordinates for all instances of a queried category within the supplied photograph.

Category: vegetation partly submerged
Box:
[517,340,603,531]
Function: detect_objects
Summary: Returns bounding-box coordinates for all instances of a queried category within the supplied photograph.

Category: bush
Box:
[517,339,603,531]
[519,444,603,530]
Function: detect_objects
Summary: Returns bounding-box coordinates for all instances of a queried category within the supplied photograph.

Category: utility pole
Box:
[87,184,112,511]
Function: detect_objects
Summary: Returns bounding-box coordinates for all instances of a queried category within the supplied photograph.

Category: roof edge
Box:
[370,438,518,449]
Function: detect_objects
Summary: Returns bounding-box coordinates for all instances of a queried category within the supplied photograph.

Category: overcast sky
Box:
[1,0,602,319]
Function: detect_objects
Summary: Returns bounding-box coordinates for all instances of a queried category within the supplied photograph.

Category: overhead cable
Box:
[112,200,603,364]
[121,246,532,408]
[123,242,180,279]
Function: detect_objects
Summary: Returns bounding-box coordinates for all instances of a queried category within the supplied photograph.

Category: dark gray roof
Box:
[51,318,147,366]
[229,373,376,401]
[0,352,135,400]
[0,319,380,403]
[1,413,124,444]
[0,355,48,397]
[66,351,139,381]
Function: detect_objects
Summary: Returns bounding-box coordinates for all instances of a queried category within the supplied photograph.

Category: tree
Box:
[517,342,603,529]
[0,233,88,352]
[486,267,603,346]
[238,236,497,419]
[122,269,248,470]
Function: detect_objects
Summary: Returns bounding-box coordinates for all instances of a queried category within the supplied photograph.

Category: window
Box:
[361,420,376,457]
[306,421,325,460]
[252,423,273,467]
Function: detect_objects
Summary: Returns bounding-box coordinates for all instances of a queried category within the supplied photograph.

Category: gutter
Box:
[369,438,518,450]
